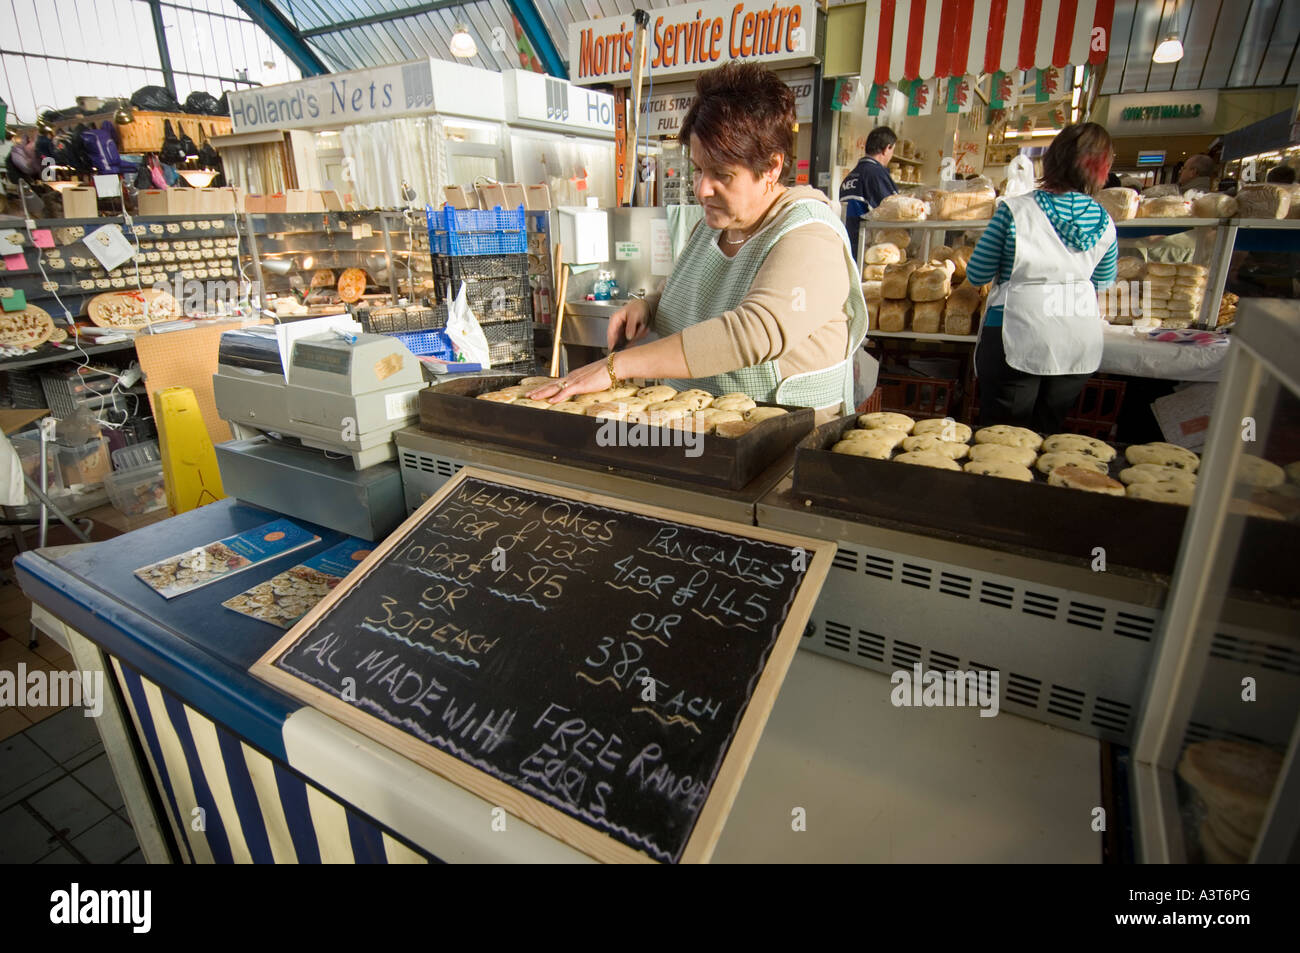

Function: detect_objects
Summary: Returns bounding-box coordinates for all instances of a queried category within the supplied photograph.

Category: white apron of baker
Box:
[986,192,1116,376]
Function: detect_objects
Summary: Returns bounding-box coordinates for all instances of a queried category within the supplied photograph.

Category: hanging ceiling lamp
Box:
[449,23,477,58]
[1153,32,1184,63]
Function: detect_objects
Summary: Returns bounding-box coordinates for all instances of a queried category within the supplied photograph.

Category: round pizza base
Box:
[0,303,55,348]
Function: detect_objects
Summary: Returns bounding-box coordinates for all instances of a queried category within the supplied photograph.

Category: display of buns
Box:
[822,423,1295,519]
[473,382,788,437]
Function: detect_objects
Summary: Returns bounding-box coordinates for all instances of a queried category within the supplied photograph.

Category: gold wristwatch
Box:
[606,350,621,387]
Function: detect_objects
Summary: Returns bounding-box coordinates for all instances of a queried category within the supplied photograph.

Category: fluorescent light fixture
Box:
[1153,34,1183,63]
[449,24,477,58]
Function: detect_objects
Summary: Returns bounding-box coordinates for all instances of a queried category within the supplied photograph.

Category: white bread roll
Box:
[864,242,904,265]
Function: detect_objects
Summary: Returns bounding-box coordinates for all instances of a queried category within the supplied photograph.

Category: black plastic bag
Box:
[131,85,181,113]
[183,91,221,115]
[159,120,184,165]
[215,92,230,116]
[178,131,198,160]
[198,140,220,169]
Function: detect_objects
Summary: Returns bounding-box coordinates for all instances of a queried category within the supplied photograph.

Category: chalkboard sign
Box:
[253,467,832,863]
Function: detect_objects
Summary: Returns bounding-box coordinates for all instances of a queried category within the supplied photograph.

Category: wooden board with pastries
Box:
[418,375,814,490]
[0,302,56,348]
[87,288,181,328]
[791,413,1299,592]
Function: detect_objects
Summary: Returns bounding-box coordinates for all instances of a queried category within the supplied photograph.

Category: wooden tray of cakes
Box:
[418,375,814,491]
[792,412,1299,591]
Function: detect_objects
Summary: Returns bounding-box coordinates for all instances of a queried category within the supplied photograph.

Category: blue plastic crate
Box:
[392,329,455,360]
[428,204,526,233]
[428,229,528,256]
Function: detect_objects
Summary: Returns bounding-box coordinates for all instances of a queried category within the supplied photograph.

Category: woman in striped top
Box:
[966,123,1118,433]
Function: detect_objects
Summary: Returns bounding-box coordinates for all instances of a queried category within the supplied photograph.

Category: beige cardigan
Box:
[648,185,852,381]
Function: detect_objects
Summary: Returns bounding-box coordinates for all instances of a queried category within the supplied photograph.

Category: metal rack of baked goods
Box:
[749,386,1298,772]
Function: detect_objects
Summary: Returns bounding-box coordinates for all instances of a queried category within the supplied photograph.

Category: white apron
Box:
[985,193,1115,376]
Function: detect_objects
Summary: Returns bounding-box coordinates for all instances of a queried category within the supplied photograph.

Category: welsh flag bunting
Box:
[867,82,892,116]
[1035,67,1060,103]
[945,76,973,114]
[989,71,1017,111]
[905,79,934,116]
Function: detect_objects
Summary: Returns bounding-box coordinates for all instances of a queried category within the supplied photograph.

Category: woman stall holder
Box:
[532,63,869,419]
[966,123,1118,433]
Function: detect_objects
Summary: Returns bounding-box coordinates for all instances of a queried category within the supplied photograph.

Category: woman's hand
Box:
[527,358,612,403]
[607,297,651,350]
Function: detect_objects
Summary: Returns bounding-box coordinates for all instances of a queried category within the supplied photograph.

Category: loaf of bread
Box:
[911,299,944,334]
[864,242,904,265]
[931,245,971,283]
[861,280,883,302]
[879,298,910,332]
[1142,183,1182,200]
[1191,192,1239,218]
[908,264,952,302]
[882,260,920,299]
[943,281,981,335]
[873,228,911,249]
[1285,184,1300,219]
[872,194,929,221]
[1098,187,1140,222]
[1138,195,1190,217]
[863,264,887,280]
[930,187,995,221]
[1115,256,1146,281]
[1236,184,1290,219]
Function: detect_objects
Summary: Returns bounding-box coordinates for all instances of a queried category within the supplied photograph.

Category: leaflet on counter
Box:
[222,538,373,628]
[133,519,321,599]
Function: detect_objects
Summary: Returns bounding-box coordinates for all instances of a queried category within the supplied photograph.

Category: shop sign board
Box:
[506,70,617,138]
[229,59,436,133]
[570,0,818,86]
[636,68,815,136]
[1108,91,1218,136]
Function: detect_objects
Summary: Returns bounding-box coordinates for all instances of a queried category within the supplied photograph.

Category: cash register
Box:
[212,327,424,539]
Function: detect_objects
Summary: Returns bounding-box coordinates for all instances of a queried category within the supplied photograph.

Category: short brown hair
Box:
[680,62,795,180]
[1039,122,1113,196]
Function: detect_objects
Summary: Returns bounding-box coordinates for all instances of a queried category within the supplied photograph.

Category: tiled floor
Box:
[1,576,141,863]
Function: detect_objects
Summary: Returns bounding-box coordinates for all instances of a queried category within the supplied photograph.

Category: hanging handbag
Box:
[160,119,184,164]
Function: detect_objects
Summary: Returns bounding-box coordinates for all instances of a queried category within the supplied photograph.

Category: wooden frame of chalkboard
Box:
[252,466,835,863]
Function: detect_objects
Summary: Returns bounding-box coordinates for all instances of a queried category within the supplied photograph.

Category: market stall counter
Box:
[15,486,1105,862]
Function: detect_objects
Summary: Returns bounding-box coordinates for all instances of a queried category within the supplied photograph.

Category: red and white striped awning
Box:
[860,0,1116,84]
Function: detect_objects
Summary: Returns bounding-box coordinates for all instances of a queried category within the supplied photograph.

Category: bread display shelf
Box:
[791,415,1297,591]
[418,376,815,491]
[868,329,976,343]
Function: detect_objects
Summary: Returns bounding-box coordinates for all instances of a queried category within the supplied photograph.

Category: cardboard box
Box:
[62,187,99,218]
[443,186,476,209]
[137,189,171,216]
[502,183,526,211]
[524,184,552,211]
[283,190,325,213]
[477,183,506,210]
[244,194,268,213]
[171,188,199,215]
[263,193,287,213]
[319,189,343,211]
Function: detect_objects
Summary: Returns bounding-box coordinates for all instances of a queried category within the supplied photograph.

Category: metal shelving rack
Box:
[1132,297,1300,864]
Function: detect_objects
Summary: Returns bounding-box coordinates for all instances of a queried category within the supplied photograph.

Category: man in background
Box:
[1178,154,1216,193]
[839,126,899,261]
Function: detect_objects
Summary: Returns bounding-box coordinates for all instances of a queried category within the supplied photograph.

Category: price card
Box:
[2,290,27,311]
[83,224,136,272]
